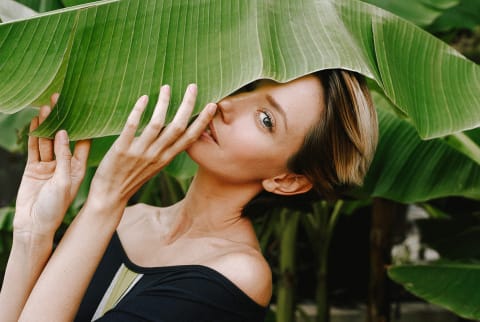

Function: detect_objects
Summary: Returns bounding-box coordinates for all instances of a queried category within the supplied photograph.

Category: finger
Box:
[50,93,60,108]
[117,95,149,149]
[27,117,40,163]
[70,139,92,195]
[137,85,170,147]
[169,103,217,152]
[160,84,198,146]
[73,139,92,166]
[53,130,72,186]
[172,84,197,126]
[38,105,54,162]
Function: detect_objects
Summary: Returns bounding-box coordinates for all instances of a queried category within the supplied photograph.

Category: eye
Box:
[256,109,275,132]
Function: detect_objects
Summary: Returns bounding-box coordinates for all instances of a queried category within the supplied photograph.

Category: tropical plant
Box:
[1,0,479,142]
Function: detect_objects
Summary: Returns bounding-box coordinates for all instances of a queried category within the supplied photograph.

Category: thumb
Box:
[53,130,72,184]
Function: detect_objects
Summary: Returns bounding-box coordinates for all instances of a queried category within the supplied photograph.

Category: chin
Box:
[185,143,207,167]
[186,145,230,180]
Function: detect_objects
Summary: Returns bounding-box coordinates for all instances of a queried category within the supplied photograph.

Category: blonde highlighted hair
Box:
[287,69,378,198]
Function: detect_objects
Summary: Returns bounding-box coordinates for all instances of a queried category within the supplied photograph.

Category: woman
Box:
[0,69,377,321]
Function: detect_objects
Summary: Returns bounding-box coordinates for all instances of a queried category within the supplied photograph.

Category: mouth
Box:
[203,122,218,144]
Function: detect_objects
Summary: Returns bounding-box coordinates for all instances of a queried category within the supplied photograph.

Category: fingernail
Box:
[59,130,69,144]
[188,84,197,94]
[40,106,51,116]
[141,95,149,104]
[207,103,217,115]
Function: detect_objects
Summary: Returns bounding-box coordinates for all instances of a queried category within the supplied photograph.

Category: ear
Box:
[262,173,313,196]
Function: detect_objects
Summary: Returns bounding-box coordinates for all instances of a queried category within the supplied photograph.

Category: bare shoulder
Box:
[211,249,272,307]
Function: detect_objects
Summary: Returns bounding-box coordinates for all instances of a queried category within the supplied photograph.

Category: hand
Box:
[88,84,216,206]
[14,94,91,238]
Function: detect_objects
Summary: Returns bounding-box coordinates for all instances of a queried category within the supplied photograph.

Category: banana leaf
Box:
[430,0,480,32]
[360,92,480,203]
[0,0,479,141]
[388,261,480,319]
[62,0,95,7]
[0,108,36,152]
[360,0,459,27]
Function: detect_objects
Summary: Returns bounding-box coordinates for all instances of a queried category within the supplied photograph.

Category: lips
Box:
[204,121,218,144]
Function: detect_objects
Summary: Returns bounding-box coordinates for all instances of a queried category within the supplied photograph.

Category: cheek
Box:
[227,131,269,159]
[226,135,288,173]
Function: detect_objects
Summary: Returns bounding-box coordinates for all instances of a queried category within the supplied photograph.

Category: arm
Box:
[0,95,91,322]
[19,84,216,321]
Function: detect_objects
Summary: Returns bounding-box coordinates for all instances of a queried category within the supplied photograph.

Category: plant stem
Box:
[368,198,406,322]
[315,200,344,322]
[277,209,301,322]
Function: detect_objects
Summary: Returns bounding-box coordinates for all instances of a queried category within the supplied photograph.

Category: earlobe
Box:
[262,173,313,196]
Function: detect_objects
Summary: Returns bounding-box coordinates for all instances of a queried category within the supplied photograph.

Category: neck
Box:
[164,167,263,241]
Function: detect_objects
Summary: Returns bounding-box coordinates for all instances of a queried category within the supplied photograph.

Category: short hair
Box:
[243,69,378,216]
[288,69,378,198]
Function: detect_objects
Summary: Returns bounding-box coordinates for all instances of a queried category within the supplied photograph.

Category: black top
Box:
[75,232,268,322]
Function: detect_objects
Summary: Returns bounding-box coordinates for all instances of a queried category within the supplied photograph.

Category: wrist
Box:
[12,230,54,254]
[13,218,58,243]
[83,193,127,219]
[85,182,128,211]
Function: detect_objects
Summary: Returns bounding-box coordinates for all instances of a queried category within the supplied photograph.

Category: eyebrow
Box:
[266,94,288,131]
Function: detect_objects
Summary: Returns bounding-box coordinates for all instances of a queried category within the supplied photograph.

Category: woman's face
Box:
[187,74,324,184]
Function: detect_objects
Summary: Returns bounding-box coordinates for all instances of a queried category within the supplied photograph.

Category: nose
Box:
[216,96,237,124]
[216,90,254,124]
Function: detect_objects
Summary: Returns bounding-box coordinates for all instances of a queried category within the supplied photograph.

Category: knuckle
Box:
[61,151,72,160]
[155,155,170,166]
[184,135,196,145]
[126,149,140,159]
[125,120,138,131]
[148,121,163,132]
[169,123,184,136]
[114,147,131,159]
[124,120,138,132]
[143,151,158,163]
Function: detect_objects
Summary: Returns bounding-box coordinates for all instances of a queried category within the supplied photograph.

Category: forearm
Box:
[18,196,126,322]
[0,232,53,322]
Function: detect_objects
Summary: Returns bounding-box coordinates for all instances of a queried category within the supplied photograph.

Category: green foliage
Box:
[0,207,14,282]
[62,0,99,7]
[275,209,302,322]
[388,262,480,319]
[15,0,63,12]
[0,108,36,153]
[0,207,14,233]
[361,92,480,203]
[360,0,459,27]
[363,2,480,318]
[0,0,478,146]
[429,0,480,32]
